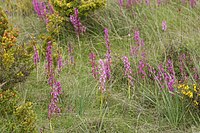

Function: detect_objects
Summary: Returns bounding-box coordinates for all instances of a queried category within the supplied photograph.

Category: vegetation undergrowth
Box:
[1,0,200,132]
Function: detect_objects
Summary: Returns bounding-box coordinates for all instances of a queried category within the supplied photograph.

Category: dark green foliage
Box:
[0,8,34,90]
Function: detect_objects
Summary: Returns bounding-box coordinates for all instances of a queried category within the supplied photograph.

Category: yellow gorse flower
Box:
[177,83,200,107]
[17,71,24,77]
[186,91,193,98]
[193,84,197,92]
[184,85,189,90]
[66,2,72,8]
[194,100,199,106]
[2,52,15,69]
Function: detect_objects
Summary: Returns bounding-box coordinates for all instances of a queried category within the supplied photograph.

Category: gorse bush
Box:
[14,102,37,132]
[0,8,8,42]
[0,89,18,116]
[45,0,106,37]
[46,13,65,38]
[0,7,34,90]
[51,0,106,17]
[33,0,106,37]
[0,89,37,132]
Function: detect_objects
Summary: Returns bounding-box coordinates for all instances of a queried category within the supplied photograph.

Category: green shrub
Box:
[0,89,18,116]
[0,89,37,132]
[46,0,106,37]
[0,7,34,90]
[14,102,37,133]
[46,13,65,38]
[51,0,106,17]
[0,8,8,42]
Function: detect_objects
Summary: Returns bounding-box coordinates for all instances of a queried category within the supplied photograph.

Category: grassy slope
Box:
[1,0,200,132]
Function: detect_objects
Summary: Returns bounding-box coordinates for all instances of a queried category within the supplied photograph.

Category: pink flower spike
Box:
[57,53,63,73]
[89,52,98,79]
[119,0,123,8]
[99,59,107,93]
[146,0,150,6]
[162,20,167,31]
[181,0,186,5]
[32,0,53,23]
[126,0,132,8]
[122,56,133,86]
[33,45,40,66]
[190,0,197,8]
[70,8,86,36]
[134,30,140,45]
[157,0,161,6]
[48,81,62,119]
[104,28,112,79]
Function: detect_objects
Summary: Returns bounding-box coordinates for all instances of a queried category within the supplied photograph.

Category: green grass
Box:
[1,0,200,132]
